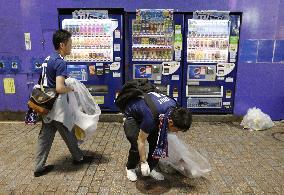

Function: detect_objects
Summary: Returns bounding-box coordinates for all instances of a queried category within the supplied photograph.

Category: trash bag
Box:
[65,78,101,142]
[240,107,274,131]
[159,133,211,178]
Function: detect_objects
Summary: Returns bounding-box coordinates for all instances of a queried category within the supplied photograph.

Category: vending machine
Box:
[182,11,241,113]
[58,8,124,111]
[125,9,184,104]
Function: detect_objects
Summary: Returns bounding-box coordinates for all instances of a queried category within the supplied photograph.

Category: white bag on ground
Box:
[159,133,211,178]
[240,107,274,131]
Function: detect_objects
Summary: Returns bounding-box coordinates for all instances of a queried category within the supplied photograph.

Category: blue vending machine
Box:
[58,8,124,111]
[182,11,241,113]
[125,9,184,104]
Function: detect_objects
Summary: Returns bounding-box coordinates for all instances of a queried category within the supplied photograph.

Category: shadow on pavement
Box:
[51,150,111,173]
[135,170,209,194]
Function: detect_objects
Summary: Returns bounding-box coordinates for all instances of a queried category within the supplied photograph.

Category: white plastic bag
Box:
[240,107,274,131]
[159,133,211,178]
[65,78,101,141]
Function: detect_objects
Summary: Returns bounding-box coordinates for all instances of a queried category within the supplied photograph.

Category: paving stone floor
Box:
[0,121,283,194]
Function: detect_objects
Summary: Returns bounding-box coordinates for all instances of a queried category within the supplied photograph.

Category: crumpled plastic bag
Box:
[240,107,274,131]
[159,133,211,178]
[65,78,101,142]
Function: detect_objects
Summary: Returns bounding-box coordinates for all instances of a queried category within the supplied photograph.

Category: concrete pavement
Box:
[0,121,283,194]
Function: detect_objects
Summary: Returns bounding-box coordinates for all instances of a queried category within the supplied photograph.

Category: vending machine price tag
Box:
[113,72,121,77]
[115,30,120,38]
[225,77,234,82]
[115,57,121,61]
[96,63,103,67]
[114,44,120,51]
[223,102,231,106]
[171,75,179,80]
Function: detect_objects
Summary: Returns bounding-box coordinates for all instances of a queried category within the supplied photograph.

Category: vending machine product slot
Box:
[187,97,222,108]
[86,85,108,94]
[186,85,223,97]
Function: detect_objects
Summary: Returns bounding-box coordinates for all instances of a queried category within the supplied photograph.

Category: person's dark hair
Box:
[170,107,192,132]
[52,30,72,50]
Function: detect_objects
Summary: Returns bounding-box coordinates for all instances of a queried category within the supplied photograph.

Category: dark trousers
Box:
[123,117,159,170]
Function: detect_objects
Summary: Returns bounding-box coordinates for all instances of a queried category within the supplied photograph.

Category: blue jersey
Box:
[42,52,68,88]
[124,92,177,134]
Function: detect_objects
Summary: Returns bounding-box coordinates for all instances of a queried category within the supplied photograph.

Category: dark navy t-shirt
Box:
[124,92,177,134]
[42,52,68,88]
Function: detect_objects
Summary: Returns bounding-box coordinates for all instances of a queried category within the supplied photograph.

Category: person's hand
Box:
[141,161,150,176]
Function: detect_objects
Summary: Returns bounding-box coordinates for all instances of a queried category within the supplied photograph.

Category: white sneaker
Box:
[150,169,165,180]
[126,167,137,182]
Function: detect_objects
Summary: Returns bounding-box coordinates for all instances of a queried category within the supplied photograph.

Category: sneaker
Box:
[34,165,54,177]
[72,155,94,165]
[150,169,165,180]
[126,167,137,182]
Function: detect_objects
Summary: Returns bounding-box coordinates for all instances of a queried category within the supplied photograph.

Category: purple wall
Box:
[0,0,283,120]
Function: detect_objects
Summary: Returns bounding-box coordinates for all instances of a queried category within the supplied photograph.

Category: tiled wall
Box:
[240,40,284,63]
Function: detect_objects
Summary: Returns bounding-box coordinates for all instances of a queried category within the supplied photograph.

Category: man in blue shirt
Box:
[34,30,93,177]
[123,91,192,181]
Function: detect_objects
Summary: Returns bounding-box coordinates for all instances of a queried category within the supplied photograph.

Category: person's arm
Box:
[137,129,149,162]
[55,76,73,94]
[138,129,151,176]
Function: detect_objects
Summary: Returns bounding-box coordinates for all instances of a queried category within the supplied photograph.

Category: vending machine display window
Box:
[187,19,230,63]
[187,65,216,81]
[131,9,174,62]
[62,19,118,62]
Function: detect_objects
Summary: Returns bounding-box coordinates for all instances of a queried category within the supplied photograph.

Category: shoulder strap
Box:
[39,67,46,91]
[37,73,42,85]
[143,93,159,124]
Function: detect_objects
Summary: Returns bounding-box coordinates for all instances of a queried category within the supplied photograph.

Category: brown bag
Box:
[27,63,58,115]
[27,87,58,115]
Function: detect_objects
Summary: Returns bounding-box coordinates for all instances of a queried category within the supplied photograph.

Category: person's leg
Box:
[147,129,164,180]
[124,117,140,169]
[147,129,160,170]
[34,121,57,173]
[123,117,140,181]
[53,121,83,161]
